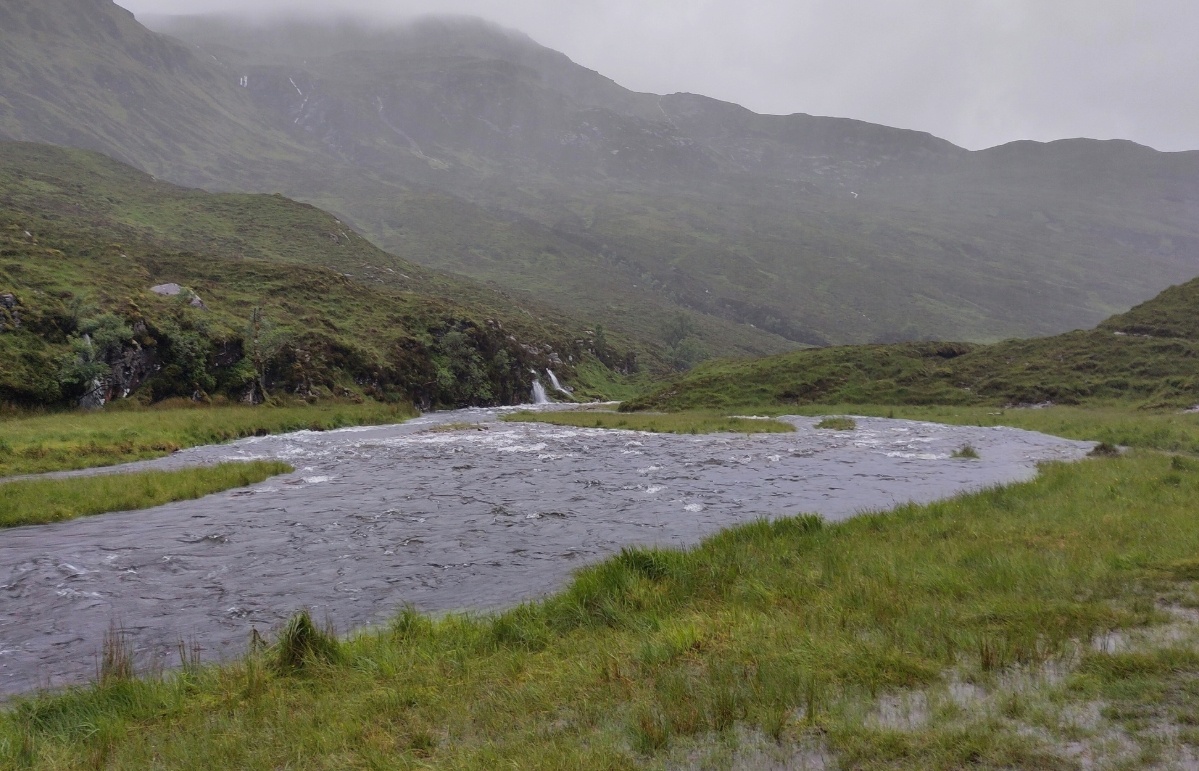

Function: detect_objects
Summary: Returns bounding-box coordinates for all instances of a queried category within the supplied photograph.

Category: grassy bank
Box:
[502,410,796,435]
[0,461,293,528]
[775,404,1199,455]
[0,401,413,477]
[6,449,1199,767]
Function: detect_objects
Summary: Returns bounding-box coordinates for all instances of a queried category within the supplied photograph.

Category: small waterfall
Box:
[531,380,550,405]
[546,369,572,395]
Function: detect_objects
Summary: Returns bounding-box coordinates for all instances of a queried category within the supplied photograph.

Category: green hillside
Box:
[151,15,1199,346]
[0,1,796,362]
[0,142,623,409]
[3,3,1196,358]
[624,274,1199,411]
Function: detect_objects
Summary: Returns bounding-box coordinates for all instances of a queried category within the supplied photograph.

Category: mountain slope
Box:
[625,273,1199,411]
[149,14,1199,345]
[3,3,1197,353]
[0,141,627,408]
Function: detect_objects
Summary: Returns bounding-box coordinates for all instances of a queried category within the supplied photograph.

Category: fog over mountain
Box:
[3,0,1197,363]
[119,0,1199,153]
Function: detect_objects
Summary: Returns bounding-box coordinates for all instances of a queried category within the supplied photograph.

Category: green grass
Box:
[611,403,1199,457]
[951,444,980,459]
[8,447,1199,767]
[814,416,856,431]
[0,142,637,409]
[781,404,1199,455]
[0,461,292,528]
[0,402,413,476]
[624,287,1199,412]
[501,410,795,435]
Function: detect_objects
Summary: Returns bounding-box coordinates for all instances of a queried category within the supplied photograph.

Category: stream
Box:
[0,408,1093,696]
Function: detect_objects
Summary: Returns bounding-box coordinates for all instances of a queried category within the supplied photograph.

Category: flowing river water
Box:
[0,408,1094,697]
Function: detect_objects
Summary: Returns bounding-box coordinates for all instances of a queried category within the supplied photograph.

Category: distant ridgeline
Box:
[625,276,1199,411]
[0,143,621,409]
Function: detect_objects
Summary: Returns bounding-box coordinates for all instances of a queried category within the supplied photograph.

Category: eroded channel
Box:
[0,409,1093,696]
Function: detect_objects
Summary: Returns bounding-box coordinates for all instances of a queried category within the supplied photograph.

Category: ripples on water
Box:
[0,408,1093,695]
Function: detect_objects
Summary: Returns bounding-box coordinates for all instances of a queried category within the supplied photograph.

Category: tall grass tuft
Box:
[271,611,343,673]
[97,623,135,685]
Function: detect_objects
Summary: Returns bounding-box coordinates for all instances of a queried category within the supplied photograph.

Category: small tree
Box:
[57,313,133,393]
[245,307,289,402]
[58,335,110,390]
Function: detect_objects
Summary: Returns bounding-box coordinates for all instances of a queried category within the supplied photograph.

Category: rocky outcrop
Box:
[79,343,160,409]
[0,292,20,332]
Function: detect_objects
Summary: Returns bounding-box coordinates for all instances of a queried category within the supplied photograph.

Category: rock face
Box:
[78,344,160,409]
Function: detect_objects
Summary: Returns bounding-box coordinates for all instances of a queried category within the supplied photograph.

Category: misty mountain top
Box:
[146,14,569,68]
[3,0,1198,356]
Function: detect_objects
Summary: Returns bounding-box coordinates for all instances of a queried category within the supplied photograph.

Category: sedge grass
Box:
[502,410,795,435]
[0,401,413,477]
[0,461,292,528]
[6,450,1199,767]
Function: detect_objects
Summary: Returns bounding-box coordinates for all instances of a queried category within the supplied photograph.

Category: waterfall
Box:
[546,369,572,395]
[531,380,550,405]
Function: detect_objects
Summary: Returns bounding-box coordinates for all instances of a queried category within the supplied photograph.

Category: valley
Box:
[2,1,1199,767]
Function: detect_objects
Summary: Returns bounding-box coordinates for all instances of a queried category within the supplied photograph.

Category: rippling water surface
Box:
[0,408,1093,696]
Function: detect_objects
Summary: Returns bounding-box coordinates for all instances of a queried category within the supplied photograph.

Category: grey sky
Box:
[116,0,1199,152]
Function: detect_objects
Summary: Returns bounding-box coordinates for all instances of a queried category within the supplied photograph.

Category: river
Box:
[0,408,1092,696]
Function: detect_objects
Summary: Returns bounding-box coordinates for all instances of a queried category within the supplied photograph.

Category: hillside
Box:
[0,142,622,409]
[148,14,1199,346]
[624,273,1199,411]
[0,4,1193,355]
[0,1,796,362]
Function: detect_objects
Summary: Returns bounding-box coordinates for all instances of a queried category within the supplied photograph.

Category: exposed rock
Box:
[78,379,106,410]
[0,293,19,332]
[78,344,160,408]
[150,283,207,310]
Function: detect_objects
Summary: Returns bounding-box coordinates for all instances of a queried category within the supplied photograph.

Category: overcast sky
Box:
[116,0,1198,152]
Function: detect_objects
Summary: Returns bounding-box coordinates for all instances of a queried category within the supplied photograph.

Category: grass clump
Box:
[815,416,857,431]
[0,461,291,528]
[271,611,344,673]
[501,409,795,435]
[952,444,980,459]
[0,401,410,476]
[7,451,1199,767]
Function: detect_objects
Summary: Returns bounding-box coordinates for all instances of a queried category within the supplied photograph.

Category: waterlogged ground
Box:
[0,409,1093,696]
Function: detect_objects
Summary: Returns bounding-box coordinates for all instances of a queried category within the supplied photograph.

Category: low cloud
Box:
[119,0,1199,151]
